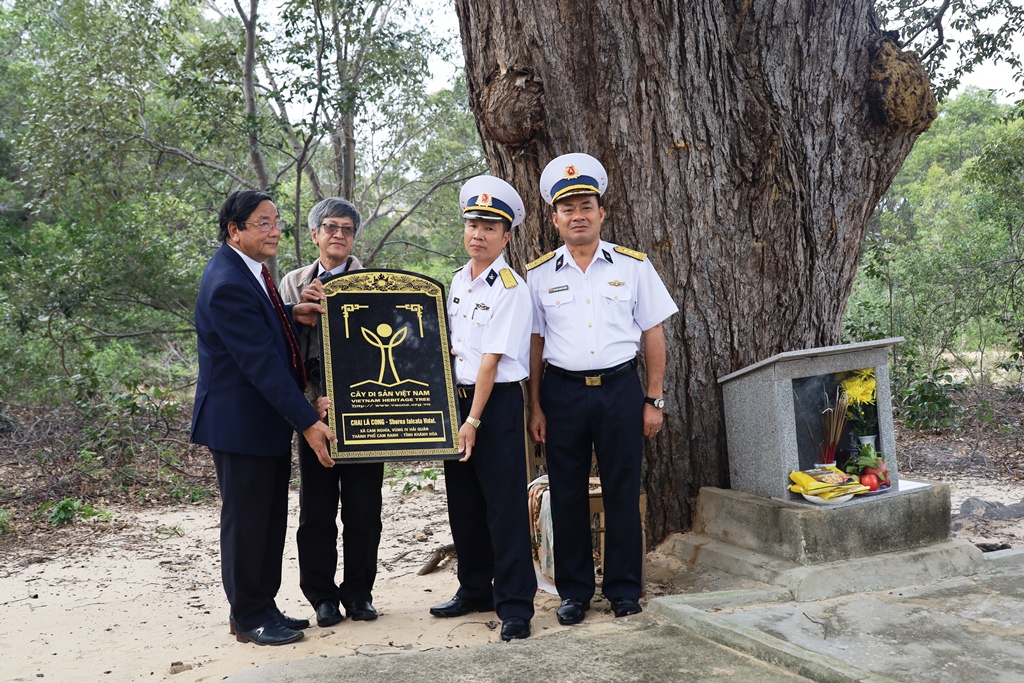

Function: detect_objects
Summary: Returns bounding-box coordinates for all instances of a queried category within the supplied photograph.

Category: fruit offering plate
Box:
[801,493,854,505]
[859,484,892,496]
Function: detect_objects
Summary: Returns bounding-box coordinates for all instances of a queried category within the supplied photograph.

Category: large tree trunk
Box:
[455,0,935,542]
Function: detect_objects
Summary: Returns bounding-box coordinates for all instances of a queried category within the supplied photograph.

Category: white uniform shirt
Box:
[527,241,678,371]
[448,254,533,385]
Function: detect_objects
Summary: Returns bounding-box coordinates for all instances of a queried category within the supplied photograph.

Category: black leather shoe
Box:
[556,598,590,625]
[344,599,378,621]
[429,595,494,618]
[609,597,642,618]
[274,607,310,630]
[500,616,531,641]
[315,601,344,627]
[234,619,304,645]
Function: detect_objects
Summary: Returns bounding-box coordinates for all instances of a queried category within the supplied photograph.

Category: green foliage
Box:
[170,483,212,503]
[844,443,884,476]
[0,508,12,534]
[38,498,110,526]
[847,89,1024,388]
[900,366,965,430]
[0,0,478,405]
[877,1,1024,100]
[65,367,184,471]
[384,464,439,494]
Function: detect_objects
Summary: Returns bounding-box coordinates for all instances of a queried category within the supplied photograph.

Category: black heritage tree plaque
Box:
[319,269,461,461]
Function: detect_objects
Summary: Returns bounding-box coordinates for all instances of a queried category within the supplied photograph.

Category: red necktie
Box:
[261,264,307,391]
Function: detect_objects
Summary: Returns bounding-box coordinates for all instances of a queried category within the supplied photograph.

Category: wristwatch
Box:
[644,396,665,410]
[465,416,482,429]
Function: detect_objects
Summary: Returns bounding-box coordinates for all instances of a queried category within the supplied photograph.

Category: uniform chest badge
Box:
[475,303,490,310]
[608,280,625,287]
[453,297,460,304]
[548,285,569,293]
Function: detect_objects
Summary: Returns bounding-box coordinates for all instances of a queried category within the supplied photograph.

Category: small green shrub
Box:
[900,366,964,430]
[38,498,110,526]
[386,466,439,494]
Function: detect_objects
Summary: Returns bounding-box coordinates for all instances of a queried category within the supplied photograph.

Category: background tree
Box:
[0,0,480,397]
[454,0,938,540]
[846,88,1024,399]
[875,0,1024,99]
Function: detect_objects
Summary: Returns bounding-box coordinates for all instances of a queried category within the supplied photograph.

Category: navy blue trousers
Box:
[211,449,291,631]
[444,383,537,620]
[540,368,644,602]
[296,438,384,609]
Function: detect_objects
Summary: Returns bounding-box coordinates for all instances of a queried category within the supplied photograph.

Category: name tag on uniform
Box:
[548,285,569,293]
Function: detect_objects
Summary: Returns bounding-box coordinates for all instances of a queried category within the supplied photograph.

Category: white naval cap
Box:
[539,153,608,205]
[459,175,526,228]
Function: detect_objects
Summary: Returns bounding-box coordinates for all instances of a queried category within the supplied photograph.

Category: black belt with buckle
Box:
[457,382,520,399]
[546,358,637,386]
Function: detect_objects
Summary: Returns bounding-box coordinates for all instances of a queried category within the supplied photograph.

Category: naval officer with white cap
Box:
[428,175,537,642]
[526,153,678,625]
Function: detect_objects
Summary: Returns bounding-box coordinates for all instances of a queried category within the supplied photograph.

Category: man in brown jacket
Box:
[279,198,383,628]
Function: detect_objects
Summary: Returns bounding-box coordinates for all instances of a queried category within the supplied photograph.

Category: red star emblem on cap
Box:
[563,164,579,179]
[478,192,492,206]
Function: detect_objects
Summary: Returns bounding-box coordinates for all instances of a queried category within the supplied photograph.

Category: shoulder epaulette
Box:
[499,268,518,288]
[614,246,647,261]
[526,251,556,271]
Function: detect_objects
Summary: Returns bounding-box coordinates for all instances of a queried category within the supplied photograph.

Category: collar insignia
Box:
[602,249,613,263]
[555,255,565,271]
[486,269,498,286]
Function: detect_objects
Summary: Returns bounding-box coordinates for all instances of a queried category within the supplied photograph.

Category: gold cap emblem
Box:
[563,164,580,180]
[477,192,492,206]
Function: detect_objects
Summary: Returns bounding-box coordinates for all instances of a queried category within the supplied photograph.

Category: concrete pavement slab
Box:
[696,560,1024,683]
[224,615,821,683]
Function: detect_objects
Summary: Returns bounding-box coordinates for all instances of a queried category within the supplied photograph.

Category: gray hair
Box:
[308,197,361,234]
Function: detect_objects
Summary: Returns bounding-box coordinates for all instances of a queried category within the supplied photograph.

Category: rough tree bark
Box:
[454,0,936,542]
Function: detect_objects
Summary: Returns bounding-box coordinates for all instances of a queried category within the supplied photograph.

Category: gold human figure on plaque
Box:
[352,323,428,388]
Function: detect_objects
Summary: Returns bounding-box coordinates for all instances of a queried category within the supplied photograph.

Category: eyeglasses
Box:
[243,220,287,233]
[319,222,356,237]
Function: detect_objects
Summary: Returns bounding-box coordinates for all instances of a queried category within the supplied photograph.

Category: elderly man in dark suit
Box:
[191,190,337,646]
[279,198,384,627]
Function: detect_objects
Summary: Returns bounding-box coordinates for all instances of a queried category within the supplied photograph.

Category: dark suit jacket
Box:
[191,243,319,457]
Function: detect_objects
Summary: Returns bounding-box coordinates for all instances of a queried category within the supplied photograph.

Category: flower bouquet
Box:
[839,368,878,437]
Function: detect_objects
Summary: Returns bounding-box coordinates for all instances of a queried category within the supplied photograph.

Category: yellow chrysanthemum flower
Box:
[839,374,876,405]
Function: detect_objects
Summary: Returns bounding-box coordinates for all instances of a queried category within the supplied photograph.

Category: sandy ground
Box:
[0,476,589,683]
[4,469,1024,683]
